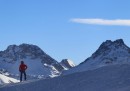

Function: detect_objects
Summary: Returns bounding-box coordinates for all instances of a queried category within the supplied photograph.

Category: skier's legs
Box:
[23,71,26,81]
[20,71,23,82]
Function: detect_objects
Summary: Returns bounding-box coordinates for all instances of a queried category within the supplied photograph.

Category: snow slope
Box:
[1,63,130,91]
[0,74,19,84]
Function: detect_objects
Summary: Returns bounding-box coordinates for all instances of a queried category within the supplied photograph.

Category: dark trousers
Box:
[20,71,26,82]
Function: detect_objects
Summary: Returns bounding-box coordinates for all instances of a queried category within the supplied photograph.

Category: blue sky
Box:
[0,0,130,64]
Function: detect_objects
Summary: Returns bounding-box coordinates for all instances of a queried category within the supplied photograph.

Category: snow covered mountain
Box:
[1,63,130,91]
[64,39,130,74]
[60,59,75,70]
[0,44,64,78]
[1,39,130,91]
[0,74,19,84]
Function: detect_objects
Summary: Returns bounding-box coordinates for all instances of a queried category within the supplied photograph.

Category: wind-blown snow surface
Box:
[1,64,130,91]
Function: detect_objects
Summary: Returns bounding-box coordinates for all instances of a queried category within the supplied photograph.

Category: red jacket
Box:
[19,64,27,71]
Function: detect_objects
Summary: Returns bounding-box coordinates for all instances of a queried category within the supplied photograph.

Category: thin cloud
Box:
[70,18,130,26]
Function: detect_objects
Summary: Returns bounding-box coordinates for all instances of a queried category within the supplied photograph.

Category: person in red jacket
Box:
[19,61,27,82]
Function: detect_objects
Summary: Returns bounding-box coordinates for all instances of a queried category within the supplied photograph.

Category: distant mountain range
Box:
[1,39,130,91]
[1,39,130,87]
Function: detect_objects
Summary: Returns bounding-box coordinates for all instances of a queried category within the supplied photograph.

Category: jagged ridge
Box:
[64,39,130,75]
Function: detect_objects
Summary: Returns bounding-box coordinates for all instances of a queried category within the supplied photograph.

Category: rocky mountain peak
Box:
[6,44,44,55]
[60,59,75,69]
[114,39,124,43]
[2,43,47,61]
[19,43,43,53]
[99,39,125,49]
[92,39,129,58]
